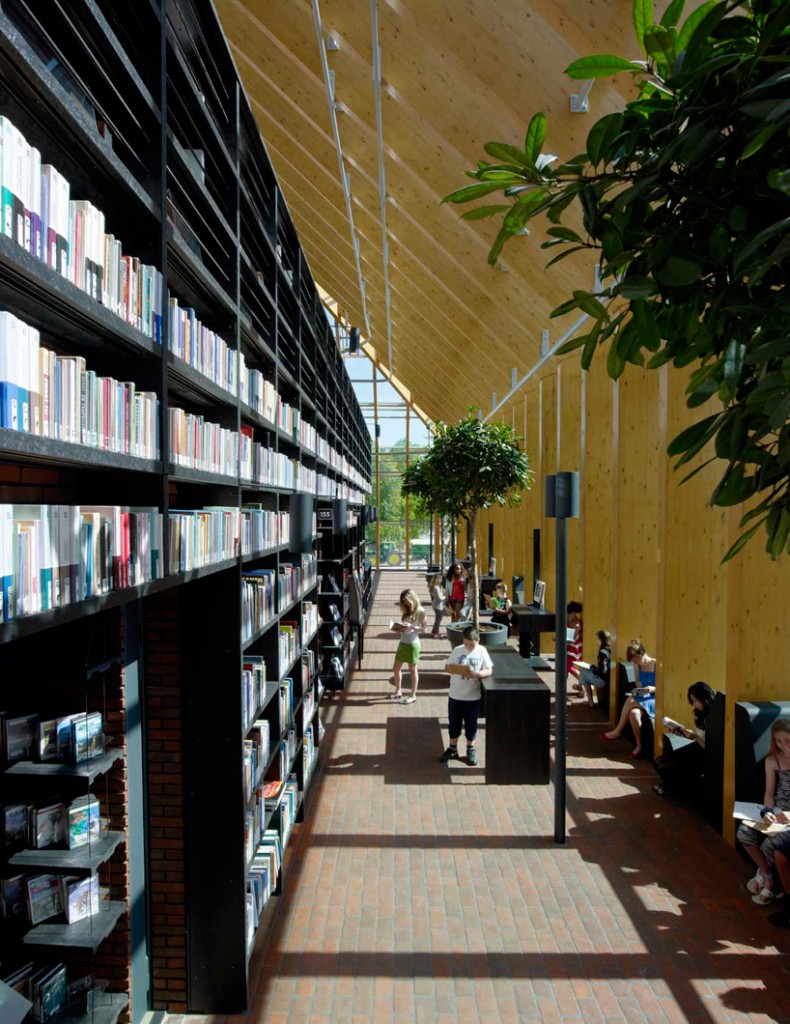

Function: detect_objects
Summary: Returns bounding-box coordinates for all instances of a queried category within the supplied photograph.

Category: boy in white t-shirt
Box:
[440,626,493,766]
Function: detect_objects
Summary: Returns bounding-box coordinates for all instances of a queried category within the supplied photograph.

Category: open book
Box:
[389,620,406,632]
[447,663,471,676]
[733,801,787,834]
[662,716,686,736]
[572,660,590,670]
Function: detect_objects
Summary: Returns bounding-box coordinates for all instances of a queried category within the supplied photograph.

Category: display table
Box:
[483,648,550,785]
[511,604,556,658]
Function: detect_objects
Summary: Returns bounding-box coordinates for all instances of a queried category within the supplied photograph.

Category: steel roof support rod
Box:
[312,0,372,338]
[371,0,394,377]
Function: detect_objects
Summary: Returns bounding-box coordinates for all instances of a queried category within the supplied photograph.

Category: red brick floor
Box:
[165,571,790,1024]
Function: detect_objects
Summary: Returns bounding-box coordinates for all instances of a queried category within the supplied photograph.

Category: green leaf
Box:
[643,25,677,68]
[546,226,584,243]
[581,317,603,370]
[606,336,627,379]
[722,520,765,562]
[586,112,625,167]
[710,464,755,507]
[551,290,609,320]
[653,256,702,286]
[667,413,720,458]
[618,275,656,300]
[556,332,589,356]
[483,142,535,168]
[708,223,730,264]
[676,0,719,56]
[734,216,790,271]
[525,113,547,164]
[459,204,511,221]
[487,225,509,266]
[633,0,655,56]
[768,169,790,195]
[740,123,780,160]
[660,0,685,28]
[564,55,645,79]
[632,299,661,351]
[443,182,513,205]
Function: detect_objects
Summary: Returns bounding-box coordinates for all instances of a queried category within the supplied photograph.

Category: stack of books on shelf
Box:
[241,568,275,642]
[278,777,299,848]
[242,655,266,732]
[300,420,316,453]
[279,729,297,781]
[167,506,239,573]
[241,507,289,555]
[239,433,292,488]
[1,115,163,339]
[275,395,298,438]
[168,408,239,475]
[240,363,277,422]
[294,464,316,494]
[303,723,316,780]
[167,295,238,395]
[0,310,160,454]
[278,679,294,734]
[278,621,298,671]
[0,503,162,621]
[301,601,318,640]
[244,828,282,949]
[243,720,270,802]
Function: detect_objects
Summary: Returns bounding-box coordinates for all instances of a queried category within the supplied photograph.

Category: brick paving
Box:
[165,571,790,1024]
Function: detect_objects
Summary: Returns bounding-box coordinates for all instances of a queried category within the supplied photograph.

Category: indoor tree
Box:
[444,0,790,560]
[402,411,532,630]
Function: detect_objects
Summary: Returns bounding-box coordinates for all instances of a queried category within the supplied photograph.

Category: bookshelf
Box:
[0,0,371,1018]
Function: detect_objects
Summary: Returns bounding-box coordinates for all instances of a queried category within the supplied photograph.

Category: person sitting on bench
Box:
[573,629,612,708]
[652,681,715,796]
[599,639,656,758]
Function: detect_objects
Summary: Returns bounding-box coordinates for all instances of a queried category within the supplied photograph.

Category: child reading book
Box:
[439,626,493,767]
[573,629,612,708]
[388,589,428,704]
[484,581,517,636]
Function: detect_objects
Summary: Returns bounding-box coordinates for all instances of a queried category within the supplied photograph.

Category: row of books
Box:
[242,655,267,734]
[244,782,279,865]
[168,406,238,476]
[241,506,290,555]
[243,719,271,803]
[303,723,317,781]
[279,679,294,735]
[3,710,103,767]
[245,829,281,951]
[168,295,237,395]
[241,560,316,643]
[168,507,239,573]
[302,601,319,642]
[3,871,101,925]
[278,622,299,675]
[5,794,100,854]
[0,504,162,621]
[278,777,299,848]
[279,730,297,781]
[0,309,159,455]
[1,115,163,339]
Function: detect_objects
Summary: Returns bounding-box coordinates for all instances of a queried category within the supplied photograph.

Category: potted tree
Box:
[402,410,532,646]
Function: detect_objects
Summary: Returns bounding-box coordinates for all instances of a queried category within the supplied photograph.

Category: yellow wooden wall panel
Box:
[540,374,558,616]
[613,367,662,661]
[660,369,729,733]
[581,360,617,669]
[557,358,583,605]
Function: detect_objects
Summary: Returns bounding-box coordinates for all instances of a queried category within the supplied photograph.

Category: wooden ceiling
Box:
[216,0,674,423]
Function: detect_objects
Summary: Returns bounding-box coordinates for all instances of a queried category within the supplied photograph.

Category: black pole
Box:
[554,515,568,844]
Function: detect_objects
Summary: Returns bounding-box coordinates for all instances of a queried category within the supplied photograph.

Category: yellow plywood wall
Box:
[479,354,790,844]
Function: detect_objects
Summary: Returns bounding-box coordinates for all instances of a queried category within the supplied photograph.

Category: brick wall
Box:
[143,589,188,1012]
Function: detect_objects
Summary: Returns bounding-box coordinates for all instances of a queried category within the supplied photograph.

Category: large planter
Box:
[445,620,508,649]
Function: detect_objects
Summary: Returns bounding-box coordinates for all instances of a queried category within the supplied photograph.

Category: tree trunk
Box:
[468,508,479,631]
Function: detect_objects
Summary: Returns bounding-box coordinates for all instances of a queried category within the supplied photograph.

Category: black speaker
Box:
[545,472,580,519]
[332,498,348,535]
[533,528,541,588]
[288,493,314,553]
[512,575,525,604]
[349,327,360,353]
[487,523,494,568]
